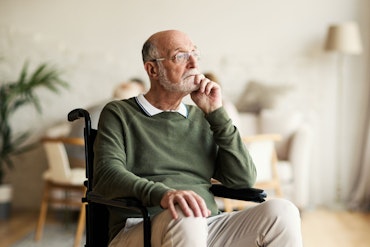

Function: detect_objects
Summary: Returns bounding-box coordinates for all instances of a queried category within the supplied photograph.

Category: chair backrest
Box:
[43,140,72,184]
[246,141,274,182]
[243,134,281,183]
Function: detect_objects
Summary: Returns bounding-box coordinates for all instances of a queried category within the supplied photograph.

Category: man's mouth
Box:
[183,74,199,79]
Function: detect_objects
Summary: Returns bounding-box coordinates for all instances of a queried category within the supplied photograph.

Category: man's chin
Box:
[187,84,200,94]
[183,78,200,92]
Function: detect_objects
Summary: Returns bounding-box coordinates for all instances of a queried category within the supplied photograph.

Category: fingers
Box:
[193,193,211,218]
[161,190,210,220]
[194,74,218,95]
[190,75,223,114]
[167,198,178,219]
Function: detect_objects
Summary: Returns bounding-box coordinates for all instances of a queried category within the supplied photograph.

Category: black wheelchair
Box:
[68,108,267,247]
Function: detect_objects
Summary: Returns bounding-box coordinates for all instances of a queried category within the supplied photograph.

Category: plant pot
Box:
[0,184,13,220]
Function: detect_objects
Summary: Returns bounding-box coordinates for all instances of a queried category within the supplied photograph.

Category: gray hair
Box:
[142,40,160,63]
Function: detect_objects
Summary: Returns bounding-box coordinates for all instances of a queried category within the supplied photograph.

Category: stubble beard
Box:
[158,64,200,93]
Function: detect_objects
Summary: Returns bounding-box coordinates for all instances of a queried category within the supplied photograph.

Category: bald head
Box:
[142,30,195,63]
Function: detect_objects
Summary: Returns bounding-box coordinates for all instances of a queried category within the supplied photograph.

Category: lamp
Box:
[325,22,362,54]
[324,21,362,204]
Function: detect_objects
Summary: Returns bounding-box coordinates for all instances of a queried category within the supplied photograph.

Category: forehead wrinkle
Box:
[165,38,190,52]
[151,30,196,57]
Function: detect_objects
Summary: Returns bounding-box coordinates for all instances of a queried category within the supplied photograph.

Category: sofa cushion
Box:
[235,81,292,114]
[238,113,259,136]
[276,161,293,183]
[259,110,303,160]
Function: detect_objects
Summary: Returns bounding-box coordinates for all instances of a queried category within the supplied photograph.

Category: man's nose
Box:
[186,55,198,69]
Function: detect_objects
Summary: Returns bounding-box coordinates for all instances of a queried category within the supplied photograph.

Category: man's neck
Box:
[144,90,186,111]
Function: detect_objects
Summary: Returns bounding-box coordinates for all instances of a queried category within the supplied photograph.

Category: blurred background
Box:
[0,0,369,246]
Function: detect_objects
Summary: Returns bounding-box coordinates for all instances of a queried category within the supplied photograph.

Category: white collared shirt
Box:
[135,94,188,118]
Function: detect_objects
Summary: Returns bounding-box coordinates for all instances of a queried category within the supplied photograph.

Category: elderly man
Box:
[93,30,303,247]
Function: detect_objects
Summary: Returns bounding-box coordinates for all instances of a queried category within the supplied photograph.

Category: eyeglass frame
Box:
[150,50,201,64]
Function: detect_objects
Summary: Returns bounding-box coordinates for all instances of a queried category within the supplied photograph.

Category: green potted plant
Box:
[0,61,68,219]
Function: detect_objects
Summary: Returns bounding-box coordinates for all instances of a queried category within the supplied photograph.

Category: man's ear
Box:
[144,62,158,79]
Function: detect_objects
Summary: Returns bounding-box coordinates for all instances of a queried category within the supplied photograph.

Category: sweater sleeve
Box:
[92,102,171,206]
[205,107,257,188]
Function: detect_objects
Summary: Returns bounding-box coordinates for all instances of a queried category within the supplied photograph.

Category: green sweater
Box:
[93,98,256,241]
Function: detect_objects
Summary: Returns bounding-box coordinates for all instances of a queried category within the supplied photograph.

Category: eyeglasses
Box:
[151,50,201,64]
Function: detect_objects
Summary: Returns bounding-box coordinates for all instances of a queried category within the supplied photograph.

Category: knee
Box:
[152,206,208,246]
[164,208,208,246]
[265,199,301,231]
[263,199,302,243]
[168,206,208,238]
[264,198,301,220]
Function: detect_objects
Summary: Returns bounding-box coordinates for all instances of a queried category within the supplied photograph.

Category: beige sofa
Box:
[226,101,313,209]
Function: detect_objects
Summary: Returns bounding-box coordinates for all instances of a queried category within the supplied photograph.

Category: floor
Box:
[301,208,370,247]
[0,210,39,247]
[1,207,370,247]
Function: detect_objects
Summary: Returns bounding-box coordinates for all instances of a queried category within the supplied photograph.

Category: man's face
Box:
[157,61,199,93]
[156,32,201,94]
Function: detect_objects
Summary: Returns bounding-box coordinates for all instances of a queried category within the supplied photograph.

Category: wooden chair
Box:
[244,134,283,196]
[34,136,86,247]
[219,134,283,212]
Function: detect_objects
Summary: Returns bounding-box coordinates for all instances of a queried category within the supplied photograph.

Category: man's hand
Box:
[190,75,223,114]
[160,190,211,220]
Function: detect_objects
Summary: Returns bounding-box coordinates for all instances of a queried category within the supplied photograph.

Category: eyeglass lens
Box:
[175,51,200,63]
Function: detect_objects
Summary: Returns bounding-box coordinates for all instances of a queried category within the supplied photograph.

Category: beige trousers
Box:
[109,198,302,247]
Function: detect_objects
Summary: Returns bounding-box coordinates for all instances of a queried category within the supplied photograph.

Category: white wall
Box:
[0,0,369,209]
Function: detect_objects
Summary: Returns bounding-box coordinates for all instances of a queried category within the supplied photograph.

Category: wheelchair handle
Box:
[68,108,90,122]
[67,108,92,136]
[68,108,93,184]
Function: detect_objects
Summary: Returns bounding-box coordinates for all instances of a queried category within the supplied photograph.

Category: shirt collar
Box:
[135,94,188,118]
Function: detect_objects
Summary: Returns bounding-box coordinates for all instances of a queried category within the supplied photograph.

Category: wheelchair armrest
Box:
[85,185,266,214]
[210,184,267,203]
[85,191,152,247]
[85,191,150,217]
